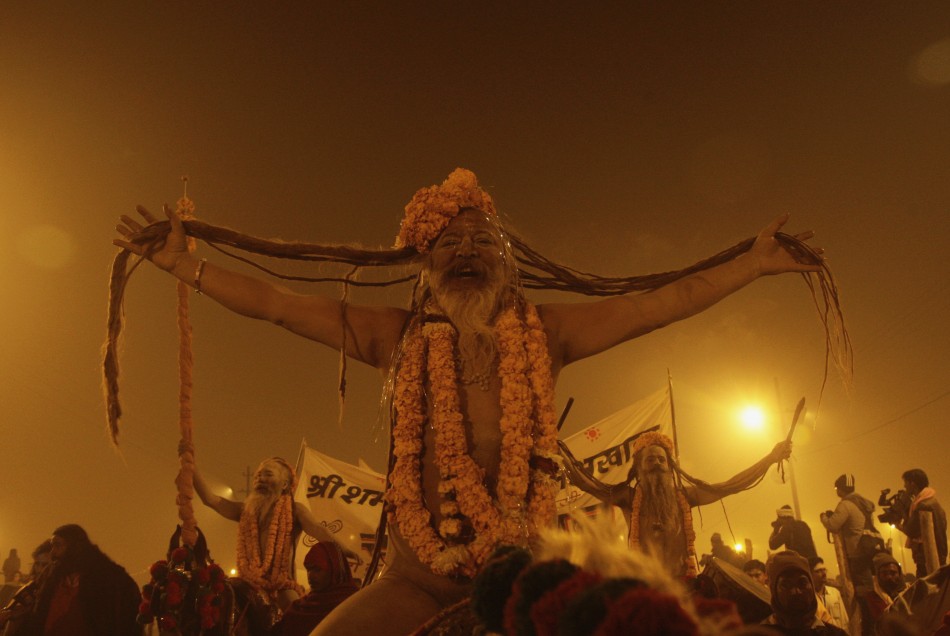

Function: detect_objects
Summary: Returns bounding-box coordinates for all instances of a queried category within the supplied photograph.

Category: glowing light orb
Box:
[739,406,766,431]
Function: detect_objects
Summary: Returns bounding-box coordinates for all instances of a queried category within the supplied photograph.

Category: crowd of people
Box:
[0,169,930,634]
[1,467,944,635]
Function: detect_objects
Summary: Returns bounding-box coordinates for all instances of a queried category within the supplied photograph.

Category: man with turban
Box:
[116,168,827,635]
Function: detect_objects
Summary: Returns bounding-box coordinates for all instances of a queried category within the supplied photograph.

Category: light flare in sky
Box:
[911,37,950,87]
[738,405,767,432]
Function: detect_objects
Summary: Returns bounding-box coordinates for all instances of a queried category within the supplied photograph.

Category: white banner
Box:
[293,445,386,582]
[557,387,673,520]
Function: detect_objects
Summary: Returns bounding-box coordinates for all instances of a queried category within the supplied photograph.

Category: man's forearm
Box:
[645,252,760,328]
[192,469,217,507]
[165,254,286,324]
[296,503,338,544]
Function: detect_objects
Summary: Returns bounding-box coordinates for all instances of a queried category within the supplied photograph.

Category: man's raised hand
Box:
[113,204,190,273]
[771,439,793,463]
[750,213,825,276]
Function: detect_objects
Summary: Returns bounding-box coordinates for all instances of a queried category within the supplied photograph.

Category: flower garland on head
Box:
[626,432,698,578]
[386,303,560,578]
[395,168,498,254]
[236,492,305,599]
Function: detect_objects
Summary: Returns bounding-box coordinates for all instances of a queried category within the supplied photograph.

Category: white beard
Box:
[429,269,506,383]
[244,489,280,530]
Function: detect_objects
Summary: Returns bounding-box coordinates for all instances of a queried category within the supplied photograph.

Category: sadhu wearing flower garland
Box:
[563,430,791,578]
[188,453,338,612]
[112,168,844,635]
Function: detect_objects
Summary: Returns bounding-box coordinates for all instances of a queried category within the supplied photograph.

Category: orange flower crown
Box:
[629,431,675,463]
[395,168,498,254]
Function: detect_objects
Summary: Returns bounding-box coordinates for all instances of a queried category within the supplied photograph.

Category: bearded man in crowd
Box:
[115,168,827,635]
[862,552,906,633]
[189,452,338,612]
[16,524,140,636]
[565,431,790,576]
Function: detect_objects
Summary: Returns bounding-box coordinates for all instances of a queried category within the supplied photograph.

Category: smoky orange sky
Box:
[1,3,947,584]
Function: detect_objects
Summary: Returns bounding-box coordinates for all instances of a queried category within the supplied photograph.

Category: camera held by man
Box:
[877,488,911,526]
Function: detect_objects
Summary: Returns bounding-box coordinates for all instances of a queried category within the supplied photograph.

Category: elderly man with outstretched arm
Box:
[563,430,791,576]
[115,169,824,636]
[185,445,338,613]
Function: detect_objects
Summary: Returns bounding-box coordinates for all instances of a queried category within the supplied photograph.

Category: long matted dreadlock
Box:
[104,212,851,445]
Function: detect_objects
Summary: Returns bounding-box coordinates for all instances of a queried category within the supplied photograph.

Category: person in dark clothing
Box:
[18,524,141,636]
[709,532,746,568]
[897,468,948,577]
[0,541,54,633]
[3,550,21,584]
[761,550,848,635]
[272,542,360,636]
[770,505,819,561]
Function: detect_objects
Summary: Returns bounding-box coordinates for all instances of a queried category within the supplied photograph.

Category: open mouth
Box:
[452,262,483,279]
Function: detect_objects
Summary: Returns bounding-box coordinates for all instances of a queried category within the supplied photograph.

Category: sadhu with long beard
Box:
[113,168,834,636]
[564,431,791,577]
[187,453,338,612]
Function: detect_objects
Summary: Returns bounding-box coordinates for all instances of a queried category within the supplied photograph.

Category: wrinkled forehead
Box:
[641,445,669,459]
[443,208,500,234]
[256,460,290,479]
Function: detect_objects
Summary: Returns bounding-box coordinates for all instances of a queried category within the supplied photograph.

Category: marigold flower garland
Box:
[236,494,304,598]
[395,168,498,254]
[625,431,698,577]
[387,303,560,577]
